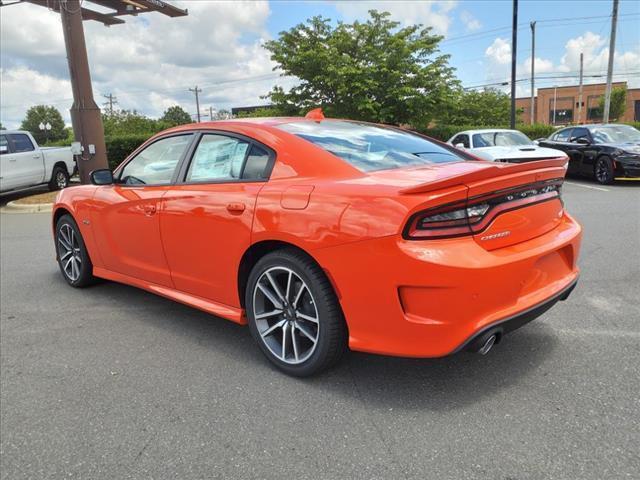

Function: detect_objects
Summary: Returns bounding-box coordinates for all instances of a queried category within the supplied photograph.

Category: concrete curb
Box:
[2,201,53,213]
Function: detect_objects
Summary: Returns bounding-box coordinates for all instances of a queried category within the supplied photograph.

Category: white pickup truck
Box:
[0,130,76,193]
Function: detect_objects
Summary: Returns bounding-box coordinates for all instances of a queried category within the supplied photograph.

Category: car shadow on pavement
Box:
[77,277,559,412]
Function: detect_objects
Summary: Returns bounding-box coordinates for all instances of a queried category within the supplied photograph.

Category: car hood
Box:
[471,145,566,160]
[597,142,640,154]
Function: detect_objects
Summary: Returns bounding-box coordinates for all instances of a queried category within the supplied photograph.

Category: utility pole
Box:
[510,0,518,129]
[189,86,202,123]
[553,86,558,125]
[210,106,214,121]
[530,21,536,125]
[577,53,584,124]
[60,0,108,184]
[603,0,619,123]
[102,93,118,115]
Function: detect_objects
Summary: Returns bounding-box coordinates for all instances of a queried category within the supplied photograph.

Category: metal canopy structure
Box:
[22,0,187,26]
[3,0,188,183]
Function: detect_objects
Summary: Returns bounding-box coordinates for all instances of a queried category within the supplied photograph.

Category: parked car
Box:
[537,124,640,184]
[0,130,75,193]
[447,129,567,163]
[52,114,581,376]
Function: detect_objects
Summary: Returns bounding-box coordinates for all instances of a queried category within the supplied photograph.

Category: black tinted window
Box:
[570,128,590,142]
[554,129,572,142]
[0,135,8,154]
[278,121,463,172]
[9,134,34,152]
[243,145,271,180]
[452,134,470,148]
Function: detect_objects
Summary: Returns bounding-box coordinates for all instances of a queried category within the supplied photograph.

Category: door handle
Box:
[143,204,157,216]
[226,202,245,213]
[32,154,40,159]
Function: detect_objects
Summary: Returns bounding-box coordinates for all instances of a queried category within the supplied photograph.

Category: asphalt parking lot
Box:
[1,180,638,480]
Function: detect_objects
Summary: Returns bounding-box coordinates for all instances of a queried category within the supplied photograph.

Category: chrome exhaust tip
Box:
[477,334,497,355]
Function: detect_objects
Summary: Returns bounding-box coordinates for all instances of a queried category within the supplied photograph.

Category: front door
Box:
[1,133,43,189]
[160,132,273,307]
[91,134,194,287]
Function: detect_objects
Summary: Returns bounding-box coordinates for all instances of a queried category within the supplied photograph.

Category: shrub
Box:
[105,134,149,169]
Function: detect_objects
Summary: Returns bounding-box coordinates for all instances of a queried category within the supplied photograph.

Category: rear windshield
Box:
[277,120,464,172]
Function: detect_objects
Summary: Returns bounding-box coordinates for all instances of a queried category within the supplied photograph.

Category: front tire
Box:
[594,156,614,185]
[49,165,70,191]
[55,215,95,287]
[245,249,347,377]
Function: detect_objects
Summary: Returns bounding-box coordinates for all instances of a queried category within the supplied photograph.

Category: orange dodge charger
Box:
[52,114,581,376]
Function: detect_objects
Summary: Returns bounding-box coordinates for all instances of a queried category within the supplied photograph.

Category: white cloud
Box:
[333,1,458,36]
[0,1,279,128]
[481,32,639,97]
[460,10,481,32]
[485,37,511,65]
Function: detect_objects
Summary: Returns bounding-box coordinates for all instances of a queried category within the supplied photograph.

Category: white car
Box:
[447,129,567,163]
[0,130,75,193]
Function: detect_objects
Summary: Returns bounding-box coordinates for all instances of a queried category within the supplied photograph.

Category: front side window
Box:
[186,134,250,182]
[278,120,463,172]
[570,127,590,142]
[9,134,35,153]
[0,135,8,154]
[120,135,192,185]
[452,134,470,148]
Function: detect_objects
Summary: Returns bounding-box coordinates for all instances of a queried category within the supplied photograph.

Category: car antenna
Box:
[305,108,325,122]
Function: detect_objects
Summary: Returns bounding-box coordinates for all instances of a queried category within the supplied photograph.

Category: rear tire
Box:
[49,165,69,191]
[594,156,614,185]
[245,249,347,377]
[55,215,96,287]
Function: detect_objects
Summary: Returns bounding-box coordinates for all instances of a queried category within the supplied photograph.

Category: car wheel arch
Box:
[237,240,337,310]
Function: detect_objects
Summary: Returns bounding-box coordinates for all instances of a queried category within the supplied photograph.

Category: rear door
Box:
[160,132,274,307]
[91,133,194,286]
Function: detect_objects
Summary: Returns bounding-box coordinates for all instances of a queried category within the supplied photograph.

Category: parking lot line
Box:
[564,181,610,192]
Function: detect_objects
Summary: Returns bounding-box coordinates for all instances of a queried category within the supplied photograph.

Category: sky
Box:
[0,0,638,128]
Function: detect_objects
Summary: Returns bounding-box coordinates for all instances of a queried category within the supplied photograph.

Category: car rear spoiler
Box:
[400,157,569,195]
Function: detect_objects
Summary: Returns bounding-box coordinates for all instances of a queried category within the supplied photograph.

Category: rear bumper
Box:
[313,212,582,358]
[454,277,577,353]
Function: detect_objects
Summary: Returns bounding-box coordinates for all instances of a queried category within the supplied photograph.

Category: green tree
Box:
[263,10,459,127]
[102,110,162,136]
[0,122,5,130]
[20,105,66,144]
[438,88,512,126]
[599,86,626,121]
[160,105,192,126]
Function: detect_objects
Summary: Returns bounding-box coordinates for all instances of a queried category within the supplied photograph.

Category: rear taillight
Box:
[404,179,563,239]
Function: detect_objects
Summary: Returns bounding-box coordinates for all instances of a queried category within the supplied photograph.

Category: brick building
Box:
[516,81,640,125]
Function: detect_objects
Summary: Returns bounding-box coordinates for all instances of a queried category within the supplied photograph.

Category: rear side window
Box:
[553,129,572,142]
[186,134,250,182]
[243,145,271,180]
[277,120,463,172]
[8,134,34,152]
[0,135,8,154]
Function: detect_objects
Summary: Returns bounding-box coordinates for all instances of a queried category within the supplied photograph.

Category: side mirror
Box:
[0,145,8,154]
[455,143,466,149]
[90,169,114,185]
[576,138,590,145]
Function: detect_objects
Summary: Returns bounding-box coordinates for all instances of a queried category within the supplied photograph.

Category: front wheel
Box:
[49,165,70,191]
[245,249,347,377]
[55,215,95,287]
[594,156,614,185]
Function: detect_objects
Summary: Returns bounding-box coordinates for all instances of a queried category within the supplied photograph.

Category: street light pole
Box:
[510,0,518,129]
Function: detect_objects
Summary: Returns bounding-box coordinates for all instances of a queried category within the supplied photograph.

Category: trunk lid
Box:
[394,158,568,249]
